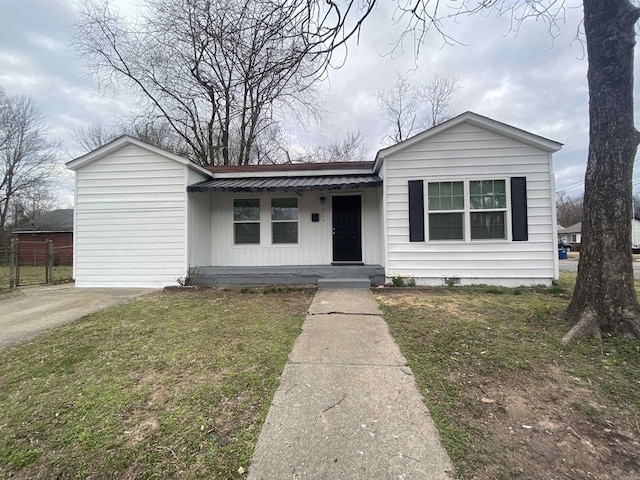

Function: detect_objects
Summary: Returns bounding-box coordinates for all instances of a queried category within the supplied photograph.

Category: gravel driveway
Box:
[0,284,156,350]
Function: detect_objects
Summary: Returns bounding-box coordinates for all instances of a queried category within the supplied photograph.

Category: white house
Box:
[66,111,562,288]
[560,218,640,246]
[558,222,582,244]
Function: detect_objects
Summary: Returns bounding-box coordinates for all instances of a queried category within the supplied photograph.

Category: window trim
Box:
[426,181,465,241]
[233,198,261,245]
[425,178,512,243]
[468,179,508,241]
[271,197,299,245]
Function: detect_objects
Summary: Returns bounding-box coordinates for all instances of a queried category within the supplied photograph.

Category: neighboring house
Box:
[66,111,562,288]
[560,218,640,246]
[558,222,582,244]
[12,209,74,264]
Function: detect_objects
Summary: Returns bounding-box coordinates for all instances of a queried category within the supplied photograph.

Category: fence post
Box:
[9,238,17,288]
[46,239,54,284]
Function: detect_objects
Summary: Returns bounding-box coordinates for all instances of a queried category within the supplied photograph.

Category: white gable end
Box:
[72,142,192,288]
[380,117,559,286]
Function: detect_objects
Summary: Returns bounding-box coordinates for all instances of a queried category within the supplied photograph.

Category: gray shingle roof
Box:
[561,222,582,234]
[13,209,73,233]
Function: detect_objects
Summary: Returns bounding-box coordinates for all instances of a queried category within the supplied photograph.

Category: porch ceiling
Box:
[187,174,382,193]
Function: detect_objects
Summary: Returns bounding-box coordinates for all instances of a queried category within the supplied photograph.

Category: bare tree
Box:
[319,131,369,163]
[74,117,193,157]
[10,185,63,229]
[377,73,422,144]
[73,123,119,153]
[556,192,583,227]
[74,0,326,166]
[0,88,59,245]
[377,72,458,144]
[298,131,369,163]
[420,72,458,129]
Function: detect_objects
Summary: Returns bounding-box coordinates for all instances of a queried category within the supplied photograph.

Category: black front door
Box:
[332,195,362,262]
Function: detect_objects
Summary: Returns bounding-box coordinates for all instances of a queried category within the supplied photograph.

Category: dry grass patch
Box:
[0,288,313,479]
[377,273,640,479]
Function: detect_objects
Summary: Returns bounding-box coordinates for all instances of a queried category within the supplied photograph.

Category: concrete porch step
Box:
[317,278,371,289]
[190,265,385,287]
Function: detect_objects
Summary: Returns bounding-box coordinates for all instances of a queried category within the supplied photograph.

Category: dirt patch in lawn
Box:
[376,284,640,479]
[461,365,640,479]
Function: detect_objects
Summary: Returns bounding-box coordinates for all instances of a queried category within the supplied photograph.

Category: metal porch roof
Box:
[188,175,382,192]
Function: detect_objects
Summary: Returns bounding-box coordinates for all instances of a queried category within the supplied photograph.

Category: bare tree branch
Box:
[74,0,328,165]
[0,88,60,244]
[377,72,458,144]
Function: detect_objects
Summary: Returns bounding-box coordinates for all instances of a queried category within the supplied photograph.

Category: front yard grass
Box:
[3,273,639,479]
[0,288,313,479]
[377,271,640,479]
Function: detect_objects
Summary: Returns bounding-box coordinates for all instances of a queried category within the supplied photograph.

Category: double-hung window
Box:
[271,198,298,244]
[469,180,507,240]
[425,179,508,242]
[234,199,260,244]
[427,181,464,240]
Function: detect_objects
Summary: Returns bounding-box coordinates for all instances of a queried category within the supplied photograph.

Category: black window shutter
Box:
[408,180,425,242]
[510,177,528,241]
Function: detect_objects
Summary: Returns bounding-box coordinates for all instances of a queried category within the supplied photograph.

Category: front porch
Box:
[189,264,385,287]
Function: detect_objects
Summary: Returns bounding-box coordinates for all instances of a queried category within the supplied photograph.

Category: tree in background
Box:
[293,131,369,164]
[74,118,189,157]
[0,87,60,245]
[556,192,583,228]
[74,0,327,166]
[377,72,458,144]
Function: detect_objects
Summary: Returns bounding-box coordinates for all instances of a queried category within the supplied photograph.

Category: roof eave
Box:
[13,229,73,234]
[375,111,563,162]
[66,136,213,179]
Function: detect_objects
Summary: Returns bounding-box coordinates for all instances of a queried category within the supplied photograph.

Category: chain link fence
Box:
[0,239,73,289]
[16,241,48,286]
[0,246,10,289]
[52,244,73,284]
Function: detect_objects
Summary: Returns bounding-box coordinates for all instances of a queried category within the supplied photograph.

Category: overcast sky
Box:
[1,0,637,202]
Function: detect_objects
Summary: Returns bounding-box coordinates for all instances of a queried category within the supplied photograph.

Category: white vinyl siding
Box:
[74,144,192,288]
[188,192,212,267]
[209,189,382,266]
[383,122,556,286]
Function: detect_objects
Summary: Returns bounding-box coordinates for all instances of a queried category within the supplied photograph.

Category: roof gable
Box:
[562,222,582,234]
[374,111,563,170]
[13,208,74,233]
[66,136,212,178]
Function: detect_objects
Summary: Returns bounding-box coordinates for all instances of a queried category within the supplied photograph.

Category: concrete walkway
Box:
[0,284,156,350]
[248,289,454,479]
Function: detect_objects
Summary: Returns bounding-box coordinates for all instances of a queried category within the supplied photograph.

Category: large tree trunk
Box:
[563,0,640,343]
